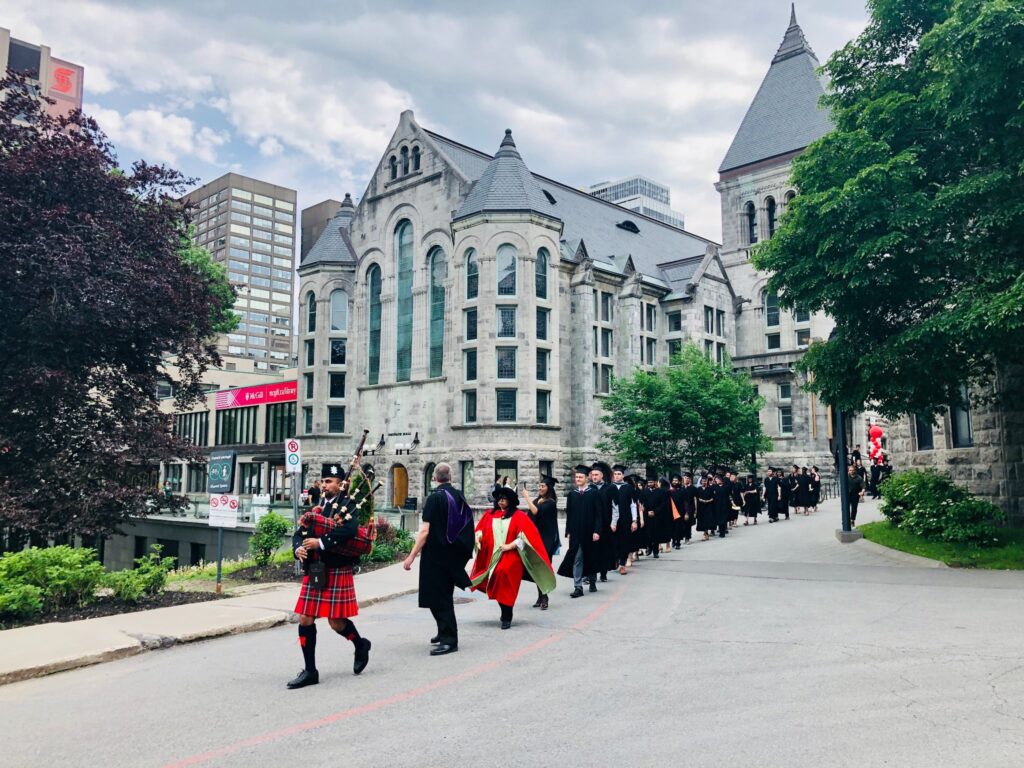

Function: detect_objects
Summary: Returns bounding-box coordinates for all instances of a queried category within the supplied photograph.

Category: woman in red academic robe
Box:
[470,486,556,629]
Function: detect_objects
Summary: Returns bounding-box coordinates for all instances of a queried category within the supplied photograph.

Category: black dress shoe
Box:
[353,638,371,675]
[589,582,597,593]
[286,669,319,689]
[653,552,660,559]
[500,620,512,630]
[599,575,608,582]
[430,643,458,656]
[570,587,584,598]
[430,635,440,644]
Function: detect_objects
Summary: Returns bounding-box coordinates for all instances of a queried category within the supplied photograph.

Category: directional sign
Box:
[208,494,239,528]
[285,438,302,474]
[207,450,237,494]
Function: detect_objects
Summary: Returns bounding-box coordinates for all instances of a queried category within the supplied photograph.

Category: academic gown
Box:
[593,482,618,573]
[418,484,474,609]
[470,509,555,605]
[557,486,603,578]
[742,483,761,518]
[695,485,716,532]
[642,486,671,546]
[670,485,696,541]
[611,481,637,563]
[764,476,780,518]
[713,484,732,528]
[528,497,561,562]
[797,474,812,507]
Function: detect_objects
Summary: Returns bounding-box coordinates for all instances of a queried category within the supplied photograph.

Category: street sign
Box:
[208,494,239,528]
[207,450,237,494]
[252,493,271,523]
[285,438,302,474]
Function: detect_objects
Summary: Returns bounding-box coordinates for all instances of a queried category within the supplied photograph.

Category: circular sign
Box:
[287,440,299,452]
[228,498,238,510]
[220,495,229,506]
[287,454,300,466]
[210,497,220,508]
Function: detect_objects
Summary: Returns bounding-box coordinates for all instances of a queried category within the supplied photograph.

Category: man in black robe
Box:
[641,472,669,557]
[609,464,637,574]
[670,473,696,546]
[590,461,616,582]
[713,473,731,538]
[558,465,602,597]
[403,463,474,656]
[764,468,780,522]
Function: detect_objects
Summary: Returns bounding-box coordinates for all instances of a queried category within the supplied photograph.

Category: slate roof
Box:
[301,193,357,267]
[454,130,553,221]
[429,131,714,282]
[718,6,833,173]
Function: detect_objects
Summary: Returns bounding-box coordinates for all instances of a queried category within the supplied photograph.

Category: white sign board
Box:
[285,438,302,474]
[251,494,271,523]
[208,494,239,528]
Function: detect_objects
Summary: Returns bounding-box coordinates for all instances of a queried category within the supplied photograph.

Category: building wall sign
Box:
[215,381,297,410]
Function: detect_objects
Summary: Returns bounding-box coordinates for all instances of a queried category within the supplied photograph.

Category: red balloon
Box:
[869,425,884,439]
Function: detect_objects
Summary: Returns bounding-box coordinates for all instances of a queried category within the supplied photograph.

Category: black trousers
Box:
[848,495,860,523]
[430,601,458,646]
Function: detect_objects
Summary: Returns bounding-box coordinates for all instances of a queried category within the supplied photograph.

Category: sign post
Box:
[286,438,302,575]
[208,493,239,593]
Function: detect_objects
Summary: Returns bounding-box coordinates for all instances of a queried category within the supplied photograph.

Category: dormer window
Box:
[400,146,410,175]
[412,146,421,172]
[542,189,556,205]
[389,156,397,181]
[616,220,640,234]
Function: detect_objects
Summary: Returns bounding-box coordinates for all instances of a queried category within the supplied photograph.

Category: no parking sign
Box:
[208,494,239,528]
[285,438,302,474]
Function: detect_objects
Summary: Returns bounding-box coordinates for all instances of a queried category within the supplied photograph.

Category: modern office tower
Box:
[184,173,297,371]
[300,199,342,262]
[587,176,685,229]
[0,26,84,120]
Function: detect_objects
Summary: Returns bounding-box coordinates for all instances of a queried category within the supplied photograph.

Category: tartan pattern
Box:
[294,566,359,619]
[300,511,374,557]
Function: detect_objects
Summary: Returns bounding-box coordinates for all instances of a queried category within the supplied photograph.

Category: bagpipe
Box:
[299,430,382,559]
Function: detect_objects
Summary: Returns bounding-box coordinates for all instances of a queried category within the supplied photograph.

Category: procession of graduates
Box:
[283,458,825,689]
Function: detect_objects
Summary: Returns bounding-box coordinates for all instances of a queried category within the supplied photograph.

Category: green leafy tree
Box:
[753,0,1024,417]
[598,344,771,475]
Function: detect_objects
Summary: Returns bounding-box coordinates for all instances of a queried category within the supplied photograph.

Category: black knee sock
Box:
[537,586,544,600]
[298,624,317,671]
[335,619,361,644]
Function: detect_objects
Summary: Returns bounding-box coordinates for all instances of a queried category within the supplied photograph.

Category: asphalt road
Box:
[2,500,1023,768]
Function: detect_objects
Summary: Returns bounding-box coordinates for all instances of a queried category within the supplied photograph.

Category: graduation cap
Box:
[612,464,628,474]
[591,461,612,481]
[573,464,592,476]
[625,474,643,485]
[322,463,346,481]
[683,472,694,479]
[645,469,658,481]
[492,486,519,509]
[671,473,682,481]
[540,475,558,488]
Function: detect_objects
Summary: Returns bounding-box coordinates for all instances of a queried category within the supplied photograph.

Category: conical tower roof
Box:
[454,129,554,221]
[718,4,833,173]
[301,193,357,267]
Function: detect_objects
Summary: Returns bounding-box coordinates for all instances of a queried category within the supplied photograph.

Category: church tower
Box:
[716,5,836,472]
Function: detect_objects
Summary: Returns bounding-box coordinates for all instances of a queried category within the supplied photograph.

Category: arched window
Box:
[496,243,517,296]
[785,190,796,206]
[367,265,382,385]
[389,156,397,181]
[412,146,421,172]
[428,247,447,378]
[766,197,777,238]
[745,201,758,245]
[764,291,780,327]
[400,147,410,175]
[535,247,549,300]
[329,289,348,332]
[395,221,414,382]
[305,291,316,333]
[465,248,479,300]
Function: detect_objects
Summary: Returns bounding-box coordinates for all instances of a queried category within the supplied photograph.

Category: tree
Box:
[598,344,771,475]
[0,75,236,544]
[753,0,1024,418]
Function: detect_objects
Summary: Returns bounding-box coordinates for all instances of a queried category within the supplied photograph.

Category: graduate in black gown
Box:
[728,471,743,528]
[696,476,716,541]
[626,474,647,562]
[641,473,669,557]
[590,461,617,582]
[713,473,731,538]
[557,465,603,597]
[797,467,812,515]
[670,473,696,546]
[520,476,560,611]
[610,465,638,574]
[741,475,761,524]
[763,468,780,523]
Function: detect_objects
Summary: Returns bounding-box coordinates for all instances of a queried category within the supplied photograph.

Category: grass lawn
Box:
[858,521,1024,570]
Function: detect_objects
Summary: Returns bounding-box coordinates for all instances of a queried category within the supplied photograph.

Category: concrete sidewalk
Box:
[0,559,419,686]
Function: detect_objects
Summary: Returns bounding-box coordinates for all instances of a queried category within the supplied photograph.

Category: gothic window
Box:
[764,291,780,327]
[367,264,382,385]
[950,386,973,448]
[429,247,447,378]
[389,156,397,181]
[329,289,348,332]
[400,146,410,175]
[766,197,777,238]
[785,190,796,206]
[412,146,421,172]
[305,290,316,333]
[745,201,758,245]
[465,248,479,300]
[395,220,414,382]
[496,243,517,296]
[535,247,549,299]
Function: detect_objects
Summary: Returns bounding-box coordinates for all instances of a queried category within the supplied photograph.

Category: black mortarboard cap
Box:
[574,464,591,475]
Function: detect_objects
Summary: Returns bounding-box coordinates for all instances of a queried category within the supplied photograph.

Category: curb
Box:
[0,585,418,687]
[854,537,948,568]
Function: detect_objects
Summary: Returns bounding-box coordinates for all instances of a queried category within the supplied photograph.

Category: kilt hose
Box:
[294,566,359,619]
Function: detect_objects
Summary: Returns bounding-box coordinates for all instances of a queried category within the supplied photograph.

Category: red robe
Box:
[470,509,552,606]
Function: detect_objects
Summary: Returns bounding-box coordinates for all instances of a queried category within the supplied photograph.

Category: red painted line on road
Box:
[161,586,625,768]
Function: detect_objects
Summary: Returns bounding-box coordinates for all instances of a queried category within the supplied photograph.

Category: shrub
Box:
[0,582,44,620]
[880,469,1005,546]
[132,544,178,596]
[104,569,148,603]
[0,546,105,610]
[368,542,395,563]
[374,516,397,547]
[249,511,290,567]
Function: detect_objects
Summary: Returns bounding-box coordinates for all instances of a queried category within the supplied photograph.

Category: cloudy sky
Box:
[8,0,867,242]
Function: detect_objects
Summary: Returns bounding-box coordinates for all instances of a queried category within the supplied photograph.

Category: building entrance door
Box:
[391,464,408,508]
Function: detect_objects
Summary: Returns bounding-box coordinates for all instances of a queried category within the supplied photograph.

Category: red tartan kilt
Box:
[294,566,359,619]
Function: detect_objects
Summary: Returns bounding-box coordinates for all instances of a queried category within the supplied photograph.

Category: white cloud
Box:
[258,136,283,156]
[85,104,229,165]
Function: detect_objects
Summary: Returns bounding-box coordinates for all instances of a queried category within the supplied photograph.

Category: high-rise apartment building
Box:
[184,173,297,371]
[0,27,84,120]
[300,199,342,261]
[587,176,685,229]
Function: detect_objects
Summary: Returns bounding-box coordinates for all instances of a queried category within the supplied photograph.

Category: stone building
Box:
[297,8,845,508]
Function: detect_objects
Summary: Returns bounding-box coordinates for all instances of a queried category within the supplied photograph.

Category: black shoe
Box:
[430,635,440,644]
[500,620,512,630]
[570,587,584,598]
[540,595,549,610]
[430,643,458,656]
[286,669,319,689]
[599,575,608,582]
[353,638,371,675]
[589,582,597,593]
[653,552,660,559]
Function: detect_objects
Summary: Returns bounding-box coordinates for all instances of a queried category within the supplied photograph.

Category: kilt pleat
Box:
[293,566,359,618]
